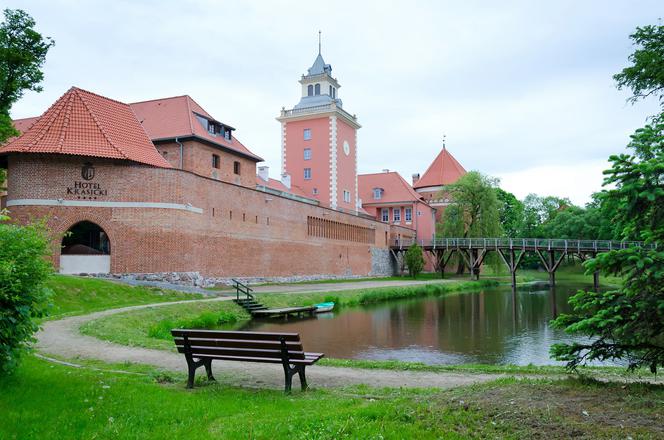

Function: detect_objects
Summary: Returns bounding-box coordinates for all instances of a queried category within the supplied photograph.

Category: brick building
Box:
[0,51,463,280]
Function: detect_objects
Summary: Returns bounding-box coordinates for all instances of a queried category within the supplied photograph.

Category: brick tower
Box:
[277,48,361,212]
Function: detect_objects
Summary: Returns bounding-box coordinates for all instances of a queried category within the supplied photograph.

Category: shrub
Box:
[404,244,424,278]
[0,214,53,373]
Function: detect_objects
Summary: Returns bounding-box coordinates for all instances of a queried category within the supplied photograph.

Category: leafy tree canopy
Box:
[614,23,664,105]
[404,243,424,278]
[440,171,502,238]
[495,188,524,237]
[0,8,54,143]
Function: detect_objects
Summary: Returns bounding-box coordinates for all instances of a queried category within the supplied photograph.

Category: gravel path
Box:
[36,297,505,391]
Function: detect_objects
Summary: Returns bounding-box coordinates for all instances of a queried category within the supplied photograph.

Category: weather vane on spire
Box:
[318,30,322,55]
[443,134,446,149]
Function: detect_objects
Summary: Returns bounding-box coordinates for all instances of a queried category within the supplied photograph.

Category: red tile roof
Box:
[0,87,171,168]
[358,171,424,205]
[413,148,466,189]
[12,116,39,134]
[130,95,263,162]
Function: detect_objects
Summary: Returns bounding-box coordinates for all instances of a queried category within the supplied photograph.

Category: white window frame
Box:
[304,168,312,180]
[405,207,412,222]
[343,190,351,203]
[303,129,312,140]
[381,208,389,222]
[373,188,382,200]
[303,148,311,160]
[393,207,401,222]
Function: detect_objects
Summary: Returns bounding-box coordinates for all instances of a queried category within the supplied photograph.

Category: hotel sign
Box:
[66,163,108,199]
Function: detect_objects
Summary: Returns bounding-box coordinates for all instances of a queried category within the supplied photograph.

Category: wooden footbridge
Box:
[391,238,657,290]
[232,280,316,320]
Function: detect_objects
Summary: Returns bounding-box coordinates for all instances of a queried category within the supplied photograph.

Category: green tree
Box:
[0,8,54,143]
[614,24,664,106]
[0,212,53,373]
[440,171,502,238]
[404,243,424,278]
[552,24,664,372]
[495,188,524,237]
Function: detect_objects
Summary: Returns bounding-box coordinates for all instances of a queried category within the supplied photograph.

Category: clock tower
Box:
[277,49,361,212]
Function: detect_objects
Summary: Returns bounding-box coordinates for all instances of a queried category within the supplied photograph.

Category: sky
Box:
[7,0,662,205]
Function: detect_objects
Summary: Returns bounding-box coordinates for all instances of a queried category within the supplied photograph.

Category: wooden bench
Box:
[171,329,324,392]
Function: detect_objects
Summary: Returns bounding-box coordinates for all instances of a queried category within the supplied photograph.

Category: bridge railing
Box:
[391,237,657,251]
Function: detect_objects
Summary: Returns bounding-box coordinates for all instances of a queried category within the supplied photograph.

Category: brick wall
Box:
[154,139,257,187]
[6,154,390,277]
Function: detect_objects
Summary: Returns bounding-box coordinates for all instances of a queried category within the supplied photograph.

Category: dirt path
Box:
[36,297,505,390]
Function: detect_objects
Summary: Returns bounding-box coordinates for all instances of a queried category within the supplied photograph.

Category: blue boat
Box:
[314,302,335,313]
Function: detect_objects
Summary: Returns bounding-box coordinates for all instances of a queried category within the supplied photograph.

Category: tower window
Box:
[304,148,311,160]
[303,129,311,140]
[212,154,220,169]
[304,168,311,180]
[314,83,320,95]
[307,84,313,96]
[329,85,332,96]
[234,161,241,175]
[343,190,351,203]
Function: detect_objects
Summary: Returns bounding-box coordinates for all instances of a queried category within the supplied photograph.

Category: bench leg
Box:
[298,365,308,391]
[283,365,293,393]
[187,362,197,389]
[204,359,216,382]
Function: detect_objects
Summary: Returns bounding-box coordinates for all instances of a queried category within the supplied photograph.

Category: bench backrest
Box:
[171,329,306,361]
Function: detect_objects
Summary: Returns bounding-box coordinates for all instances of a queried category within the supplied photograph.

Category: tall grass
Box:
[147,310,241,340]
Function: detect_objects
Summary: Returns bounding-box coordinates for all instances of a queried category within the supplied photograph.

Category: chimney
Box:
[257,166,269,182]
[382,169,390,173]
[281,173,291,189]
[412,173,420,186]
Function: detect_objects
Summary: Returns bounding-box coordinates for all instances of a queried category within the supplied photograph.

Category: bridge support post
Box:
[497,249,525,293]
[535,250,566,287]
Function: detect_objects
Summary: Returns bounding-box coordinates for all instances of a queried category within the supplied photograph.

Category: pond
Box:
[241,282,602,366]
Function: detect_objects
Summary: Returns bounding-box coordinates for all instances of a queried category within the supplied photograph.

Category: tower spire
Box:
[443,134,446,150]
[318,30,321,55]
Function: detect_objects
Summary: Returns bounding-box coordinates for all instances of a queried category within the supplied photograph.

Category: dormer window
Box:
[373,188,383,200]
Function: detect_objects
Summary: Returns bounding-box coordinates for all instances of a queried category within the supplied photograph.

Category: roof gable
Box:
[414,148,466,189]
[358,171,424,204]
[1,87,171,168]
[130,95,263,162]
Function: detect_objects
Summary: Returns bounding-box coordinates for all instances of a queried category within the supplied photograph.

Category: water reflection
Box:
[241,282,598,366]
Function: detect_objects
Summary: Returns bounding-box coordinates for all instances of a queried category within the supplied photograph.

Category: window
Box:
[303,129,311,140]
[208,123,215,134]
[307,84,313,96]
[313,188,318,195]
[405,207,412,222]
[329,85,333,96]
[343,190,351,203]
[332,87,336,98]
[304,168,311,180]
[393,208,401,222]
[212,154,220,169]
[233,161,241,175]
[224,129,231,141]
[303,148,311,160]
[373,188,383,200]
[381,208,389,222]
[314,83,320,95]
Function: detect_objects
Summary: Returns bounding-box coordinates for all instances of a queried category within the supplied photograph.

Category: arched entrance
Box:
[59,221,111,274]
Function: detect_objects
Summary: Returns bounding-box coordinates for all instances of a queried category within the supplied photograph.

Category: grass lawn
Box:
[1,356,662,439]
[45,275,206,319]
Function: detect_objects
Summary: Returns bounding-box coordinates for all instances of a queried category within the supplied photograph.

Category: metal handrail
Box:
[392,237,658,251]
[231,279,254,301]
